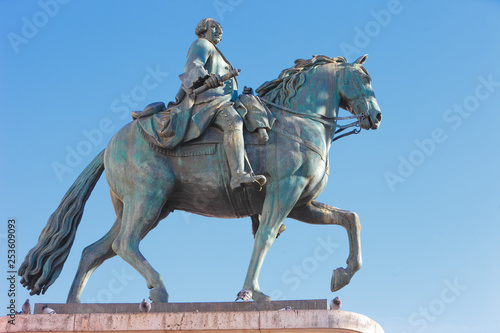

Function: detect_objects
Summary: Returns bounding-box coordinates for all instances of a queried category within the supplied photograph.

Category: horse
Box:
[19,54,382,303]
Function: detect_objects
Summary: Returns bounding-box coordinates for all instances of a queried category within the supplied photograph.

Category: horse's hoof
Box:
[252,290,272,302]
[149,288,169,303]
[331,267,352,292]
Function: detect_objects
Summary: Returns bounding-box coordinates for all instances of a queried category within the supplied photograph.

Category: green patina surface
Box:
[19,19,381,303]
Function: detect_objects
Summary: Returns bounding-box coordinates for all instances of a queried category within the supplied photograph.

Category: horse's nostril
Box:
[376,113,382,122]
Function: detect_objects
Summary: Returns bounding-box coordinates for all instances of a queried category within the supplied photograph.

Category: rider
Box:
[176,18,266,191]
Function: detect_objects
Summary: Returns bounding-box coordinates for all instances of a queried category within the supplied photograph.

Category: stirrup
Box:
[230,173,266,192]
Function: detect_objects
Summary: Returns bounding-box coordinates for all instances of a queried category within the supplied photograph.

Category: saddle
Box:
[131,102,166,121]
[133,92,275,150]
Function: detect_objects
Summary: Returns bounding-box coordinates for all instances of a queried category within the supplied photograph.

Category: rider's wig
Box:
[195,18,222,37]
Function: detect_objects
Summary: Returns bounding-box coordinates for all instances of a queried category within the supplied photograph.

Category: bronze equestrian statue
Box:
[19,18,382,303]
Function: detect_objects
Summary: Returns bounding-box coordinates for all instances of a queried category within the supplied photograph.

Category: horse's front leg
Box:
[243,179,307,301]
[288,200,362,292]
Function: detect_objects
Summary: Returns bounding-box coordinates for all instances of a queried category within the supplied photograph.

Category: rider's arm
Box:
[179,39,214,89]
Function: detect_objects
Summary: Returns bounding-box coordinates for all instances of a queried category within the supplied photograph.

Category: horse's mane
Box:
[256,55,347,108]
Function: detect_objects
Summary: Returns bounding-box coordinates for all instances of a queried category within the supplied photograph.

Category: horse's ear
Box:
[354,54,368,65]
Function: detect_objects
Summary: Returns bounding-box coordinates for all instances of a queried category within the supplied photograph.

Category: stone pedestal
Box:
[1,300,384,333]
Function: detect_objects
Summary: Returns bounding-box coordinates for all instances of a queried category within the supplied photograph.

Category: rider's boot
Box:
[224,127,266,192]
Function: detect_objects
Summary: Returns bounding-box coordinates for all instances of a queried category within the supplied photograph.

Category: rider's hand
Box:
[205,74,222,89]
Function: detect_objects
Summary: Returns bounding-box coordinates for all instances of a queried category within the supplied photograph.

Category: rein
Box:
[258,97,363,142]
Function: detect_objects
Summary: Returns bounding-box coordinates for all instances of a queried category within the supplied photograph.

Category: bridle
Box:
[259,64,371,143]
[258,97,360,127]
[340,63,375,126]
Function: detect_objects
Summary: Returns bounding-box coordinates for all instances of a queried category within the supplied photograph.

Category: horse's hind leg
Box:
[67,191,123,303]
[67,218,120,303]
[288,200,362,292]
[112,192,170,303]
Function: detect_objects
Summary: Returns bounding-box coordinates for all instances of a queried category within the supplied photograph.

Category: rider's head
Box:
[195,18,223,45]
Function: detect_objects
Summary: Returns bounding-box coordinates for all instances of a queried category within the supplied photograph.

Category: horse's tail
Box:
[18,149,105,295]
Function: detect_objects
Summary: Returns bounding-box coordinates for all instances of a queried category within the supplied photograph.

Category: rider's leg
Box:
[213,106,266,191]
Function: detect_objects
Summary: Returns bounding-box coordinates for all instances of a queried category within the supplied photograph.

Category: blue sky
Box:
[1,0,500,332]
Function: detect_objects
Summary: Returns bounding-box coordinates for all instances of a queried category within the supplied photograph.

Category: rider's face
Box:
[204,22,222,45]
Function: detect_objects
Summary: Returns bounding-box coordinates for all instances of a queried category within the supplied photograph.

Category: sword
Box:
[193,68,241,96]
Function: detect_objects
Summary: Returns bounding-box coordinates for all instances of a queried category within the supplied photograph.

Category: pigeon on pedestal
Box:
[140,298,151,313]
[235,289,252,302]
[22,299,31,315]
[42,304,56,314]
[330,297,342,310]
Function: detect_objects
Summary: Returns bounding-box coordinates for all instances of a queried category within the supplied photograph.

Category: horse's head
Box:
[339,55,382,130]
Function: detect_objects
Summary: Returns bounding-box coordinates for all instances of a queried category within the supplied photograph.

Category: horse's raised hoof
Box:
[149,288,169,303]
[331,267,352,292]
[251,290,272,302]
